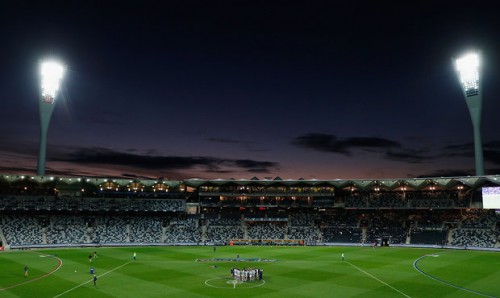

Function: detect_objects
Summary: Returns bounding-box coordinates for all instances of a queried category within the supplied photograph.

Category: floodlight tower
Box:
[37,60,65,176]
[454,52,484,176]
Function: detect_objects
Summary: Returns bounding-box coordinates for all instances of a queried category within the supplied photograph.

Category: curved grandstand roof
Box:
[184,176,500,190]
[1,174,499,191]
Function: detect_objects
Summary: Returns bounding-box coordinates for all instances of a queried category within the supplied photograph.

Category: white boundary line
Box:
[53,261,132,298]
[412,255,496,298]
[346,261,412,298]
[0,254,63,291]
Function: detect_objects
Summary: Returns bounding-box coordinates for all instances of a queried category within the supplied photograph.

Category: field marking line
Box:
[0,254,63,291]
[346,261,411,298]
[205,277,265,289]
[135,260,193,263]
[53,261,132,298]
[413,255,496,298]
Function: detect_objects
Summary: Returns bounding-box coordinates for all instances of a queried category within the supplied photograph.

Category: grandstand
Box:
[0,174,499,250]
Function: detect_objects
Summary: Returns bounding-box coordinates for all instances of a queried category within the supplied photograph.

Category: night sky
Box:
[1,1,500,180]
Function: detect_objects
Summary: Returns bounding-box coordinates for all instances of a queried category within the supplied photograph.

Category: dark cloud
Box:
[442,141,500,165]
[484,150,500,165]
[207,137,267,153]
[0,165,35,174]
[384,149,432,164]
[291,133,446,165]
[484,141,500,165]
[441,142,474,157]
[233,159,279,173]
[42,167,95,177]
[442,142,473,151]
[207,137,244,144]
[291,135,500,166]
[486,168,500,175]
[416,169,473,178]
[0,139,38,157]
[291,133,401,155]
[485,141,500,149]
[121,173,156,179]
[51,147,279,174]
[386,140,500,166]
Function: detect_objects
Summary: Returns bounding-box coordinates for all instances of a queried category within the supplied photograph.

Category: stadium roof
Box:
[1,174,500,191]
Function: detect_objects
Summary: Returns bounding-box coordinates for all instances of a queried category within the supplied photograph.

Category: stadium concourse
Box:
[0,174,499,251]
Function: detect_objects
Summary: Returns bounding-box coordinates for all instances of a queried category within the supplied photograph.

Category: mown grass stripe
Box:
[413,255,496,298]
[346,261,412,298]
[53,261,132,298]
[0,254,62,291]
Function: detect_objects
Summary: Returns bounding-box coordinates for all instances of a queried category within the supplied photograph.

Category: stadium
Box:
[0,173,499,297]
[2,49,500,298]
[2,5,500,297]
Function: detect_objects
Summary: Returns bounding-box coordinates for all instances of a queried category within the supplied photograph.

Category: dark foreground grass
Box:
[0,246,498,298]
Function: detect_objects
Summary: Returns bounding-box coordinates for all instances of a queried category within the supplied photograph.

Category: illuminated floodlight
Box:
[453,51,484,176]
[40,61,64,103]
[455,53,480,97]
[37,59,65,176]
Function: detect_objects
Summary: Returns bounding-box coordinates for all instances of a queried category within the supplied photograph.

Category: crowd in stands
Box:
[362,211,407,245]
[205,215,244,244]
[46,215,86,244]
[288,226,320,243]
[0,196,184,212]
[344,190,472,209]
[0,205,498,249]
[93,217,128,243]
[321,227,363,243]
[206,225,245,244]
[247,222,287,240]
[2,215,44,246]
[165,217,202,243]
[410,230,447,245]
[129,217,163,243]
[450,229,497,247]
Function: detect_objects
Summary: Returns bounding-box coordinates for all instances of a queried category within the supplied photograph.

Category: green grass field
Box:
[0,246,498,297]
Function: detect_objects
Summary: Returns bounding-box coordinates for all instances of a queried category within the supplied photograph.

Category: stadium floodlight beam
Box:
[454,51,484,176]
[37,60,65,176]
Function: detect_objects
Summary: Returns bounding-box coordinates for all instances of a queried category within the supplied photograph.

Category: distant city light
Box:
[455,53,480,97]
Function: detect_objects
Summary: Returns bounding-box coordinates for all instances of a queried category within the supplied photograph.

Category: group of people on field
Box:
[230,267,263,282]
